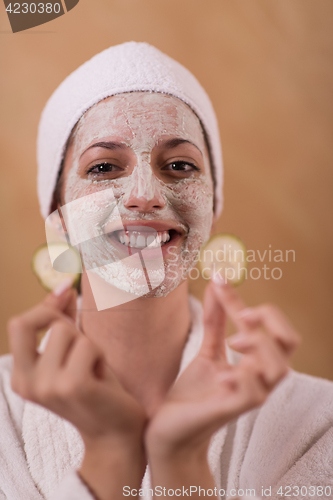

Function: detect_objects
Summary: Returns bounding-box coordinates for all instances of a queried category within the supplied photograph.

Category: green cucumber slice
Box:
[198,233,247,285]
[31,243,81,292]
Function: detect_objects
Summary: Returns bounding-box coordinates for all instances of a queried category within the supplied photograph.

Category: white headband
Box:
[37,41,223,219]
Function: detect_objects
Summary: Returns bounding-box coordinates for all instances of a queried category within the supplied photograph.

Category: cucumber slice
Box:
[198,233,247,285]
[31,243,81,292]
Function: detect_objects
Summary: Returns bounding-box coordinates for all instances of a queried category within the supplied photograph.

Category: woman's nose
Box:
[122,163,166,212]
[123,184,166,212]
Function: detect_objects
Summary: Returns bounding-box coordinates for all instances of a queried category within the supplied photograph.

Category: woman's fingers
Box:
[37,318,79,372]
[238,304,302,355]
[212,276,301,357]
[7,288,77,377]
[211,275,250,333]
[228,365,268,413]
[201,281,227,360]
[64,336,103,385]
[209,366,267,423]
[211,276,295,395]
[228,331,289,389]
[62,286,78,323]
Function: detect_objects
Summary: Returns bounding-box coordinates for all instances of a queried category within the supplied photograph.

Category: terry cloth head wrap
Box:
[37,41,223,220]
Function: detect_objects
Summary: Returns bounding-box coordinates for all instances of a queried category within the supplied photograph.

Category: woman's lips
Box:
[104,219,187,235]
[114,228,170,248]
[102,219,186,259]
[106,226,182,258]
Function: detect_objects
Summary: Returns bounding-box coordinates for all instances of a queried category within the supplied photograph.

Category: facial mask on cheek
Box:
[61,92,214,305]
[161,176,214,288]
[58,186,166,310]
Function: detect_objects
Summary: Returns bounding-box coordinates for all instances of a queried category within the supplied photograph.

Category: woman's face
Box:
[59,92,215,297]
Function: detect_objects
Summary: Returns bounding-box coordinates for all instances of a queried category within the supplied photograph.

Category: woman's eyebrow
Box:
[80,141,127,159]
[161,138,203,156]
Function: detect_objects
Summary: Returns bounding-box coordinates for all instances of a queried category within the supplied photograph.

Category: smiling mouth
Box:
[108,228,180,249]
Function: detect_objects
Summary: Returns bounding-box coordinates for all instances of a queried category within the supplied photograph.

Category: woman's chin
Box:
[88,259,186,300]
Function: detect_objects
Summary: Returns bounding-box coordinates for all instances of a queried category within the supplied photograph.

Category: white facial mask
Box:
[62,92,214,301]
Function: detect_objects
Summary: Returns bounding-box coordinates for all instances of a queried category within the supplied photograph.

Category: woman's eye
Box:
[87,162,122,175]
[163,161,199,173]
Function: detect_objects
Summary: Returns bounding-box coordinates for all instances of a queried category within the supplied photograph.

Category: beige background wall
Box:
[0,0,332,379]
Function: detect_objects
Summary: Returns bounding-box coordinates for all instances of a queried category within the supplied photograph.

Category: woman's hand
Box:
[7,282,147,500]
[145,275,301,495]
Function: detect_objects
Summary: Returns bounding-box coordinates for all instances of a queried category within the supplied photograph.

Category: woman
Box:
[2,42,333,500]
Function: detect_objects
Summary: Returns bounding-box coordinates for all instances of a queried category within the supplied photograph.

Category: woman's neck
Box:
[79,273,191,415]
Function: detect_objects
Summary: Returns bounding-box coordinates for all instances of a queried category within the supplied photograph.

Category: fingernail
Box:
[227,332,249,347]
[212,271,225,286]
[238,308,254,319]
[53,277,74,297]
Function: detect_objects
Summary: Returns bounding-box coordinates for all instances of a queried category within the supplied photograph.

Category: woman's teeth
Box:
[115,230,171,248]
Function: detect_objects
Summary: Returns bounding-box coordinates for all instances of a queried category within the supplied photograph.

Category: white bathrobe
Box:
[0,295,332,500]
